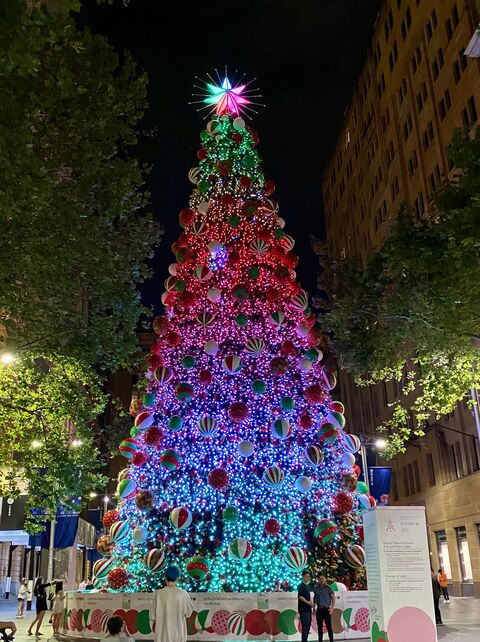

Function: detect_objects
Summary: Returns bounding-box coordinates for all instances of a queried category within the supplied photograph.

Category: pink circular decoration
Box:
[387,606,436,642]
[211,610,231,636]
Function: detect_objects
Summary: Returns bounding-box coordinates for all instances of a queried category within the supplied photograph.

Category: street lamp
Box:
[89,492,97,499]
[0,352,16,365]
[31,439,42,449]
[71,439,83,447]
[359,435,388,494]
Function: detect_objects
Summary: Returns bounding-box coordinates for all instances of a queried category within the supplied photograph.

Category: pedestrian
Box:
[51,582,65,635]
[313,574,335,642]
[297,570,314,642]
[17,579,28,618]
[105,615,133,642]
[431,569,443,625]
[78,579,87,591]
[27,577,59,636]
[151,565,193,642]
[438,568,449,602]
[85,578,94,590]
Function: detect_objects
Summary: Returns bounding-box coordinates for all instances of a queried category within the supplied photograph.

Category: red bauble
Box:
[196,148,207,160]
[274,266,290,282]
[162,292,176,307]
[152,315,169,335]
[228,402,249,422]
[103,509,120,530]
[249,129,260,146]
[107,568,129,590]
[199,369,213,385]
[270,356,288,376]
[146,353,163,372]
[285,250,299,268]
[132,452,149,467]
[304,383,324,404]
[264,179,276,195]
[271,246,286,262]
[353,464,361,476]
[231,132,243,144]
[298,413,313,430]
[357,525,365,541]
[258,229,271,242]
[165,331,180,347]
[150,341,161,355]
[144,426,163,446]
[335,491,354,514]
[307,328,322,347]
[216,159,232,176]
[220,194,235,206]
[266,287,280,302]
[281,340,296,355]
[264,518,281,536]
[238,175,251,188]
[208,468,229,489]
[178,232,191,247]
[178,291,197,308]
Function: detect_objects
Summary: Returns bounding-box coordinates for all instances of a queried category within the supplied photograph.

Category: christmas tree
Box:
[95,75,368,593]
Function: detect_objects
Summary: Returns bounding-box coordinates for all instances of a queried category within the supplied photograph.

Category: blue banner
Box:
[368,466,392,504]
[28,507,79,549]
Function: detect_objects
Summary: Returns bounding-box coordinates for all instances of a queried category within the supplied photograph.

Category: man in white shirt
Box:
[151,566,193,642]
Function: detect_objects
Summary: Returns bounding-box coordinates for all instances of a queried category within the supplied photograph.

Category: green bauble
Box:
[168,415,183,431]
[182,355,196,369]
[222,506,238,522]
[306,347,320,362]
[235,313,248,327]
[143,392,156,407]
[274,228,285,239]
[243,155,256,169]
[248,266,260,280]
[200,130,209,143]
[198,180,210,194]
[281,396,295,411]
[228,214,241,228]
[174,279,186,292]
[130,426,139,437]
[252,380,266,394]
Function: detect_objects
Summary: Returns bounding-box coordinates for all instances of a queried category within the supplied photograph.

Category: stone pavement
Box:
[1,595,479,641]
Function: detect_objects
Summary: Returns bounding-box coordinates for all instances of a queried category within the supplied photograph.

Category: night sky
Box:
[78,0,382,311]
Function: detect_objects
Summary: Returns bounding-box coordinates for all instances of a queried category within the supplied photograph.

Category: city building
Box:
[322,0,480,596]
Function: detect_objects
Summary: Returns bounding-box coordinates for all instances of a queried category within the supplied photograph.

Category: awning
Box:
[0,529,30,546]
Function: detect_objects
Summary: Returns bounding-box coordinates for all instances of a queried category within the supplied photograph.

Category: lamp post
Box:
[359,435,388,494]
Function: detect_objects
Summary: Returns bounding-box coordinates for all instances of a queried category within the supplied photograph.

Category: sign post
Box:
[363,506,437,642]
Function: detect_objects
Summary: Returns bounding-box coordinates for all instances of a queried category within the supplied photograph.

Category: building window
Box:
[431,9,437,28]
[446,18,453,41]
[391,175,400,200]
[403,113,413,140]
[413,460,421,492]
[392,471,399,501]
[452,3,459,28]
[411,46,422,74]
[406,6,412,27]
[426,453,436,486]
[456,527,473,581]
[415,191,425,217]
[436,531,452,579]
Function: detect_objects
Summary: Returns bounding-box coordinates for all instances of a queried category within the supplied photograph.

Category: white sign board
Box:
[63,590,370,640]
[363,506,437,642]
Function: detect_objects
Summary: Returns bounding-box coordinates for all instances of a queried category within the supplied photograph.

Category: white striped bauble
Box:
[327,410,346,430]
[250,238,269,256]
[228,612,246,636]
[222,355,242,373]
[93,557,113,579]
[245,338,265,354]
[109,520,130,543]
[284,546,307,570]
[196,311,214,326]
[194,265,212,281]
[197,416,219,438]
[279,234,295,251]
[191,220,206,235]
[207,288,221,302]
[155,366,173,383]
[204,341,219,355]
[169,506,192,530]
[228,537,252,560]
[291,290,309,311]
[188,167,201,184]
[304,445,324,466]
[164,276,177,291]
[144,548,166,572]
[116,478,137,500]
[269,311,286,326]
[262,466,285,487]
[342,433,361,454]
[134,411,154,431]
[271,418,292,440]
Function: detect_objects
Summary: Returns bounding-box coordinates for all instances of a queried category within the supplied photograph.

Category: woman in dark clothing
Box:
[27,577,58,636]
[431,570,443,625]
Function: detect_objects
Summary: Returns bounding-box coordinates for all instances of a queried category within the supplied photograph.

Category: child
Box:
[51,582,65,635]
[105,616,133,642]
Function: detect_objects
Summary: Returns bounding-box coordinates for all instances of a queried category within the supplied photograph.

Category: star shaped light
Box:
[191,70,263,118]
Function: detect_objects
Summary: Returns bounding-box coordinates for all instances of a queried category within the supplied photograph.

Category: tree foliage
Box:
[0,1,161,526]
[320,130,480,455]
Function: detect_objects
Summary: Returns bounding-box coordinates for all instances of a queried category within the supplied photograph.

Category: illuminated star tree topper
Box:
[191,69,263,117]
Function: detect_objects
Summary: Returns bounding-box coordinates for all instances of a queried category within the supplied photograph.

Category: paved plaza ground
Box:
[1,595,479,641]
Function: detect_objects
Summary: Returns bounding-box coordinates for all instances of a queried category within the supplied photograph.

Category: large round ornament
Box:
[107,567,129,590]
[119,438,139,459]
[222,506,238,522]
[97,535,114,557]
[250,238,268,255]
[245,338,265,354]
[304,445,324,466]
[197,416,219,438]
[345,544,365,569]
[295,476,312,493]
[117,478,137,500]
[188,167,201,184]
[317,423,338,444]
[228,538,252,560]
[204,340,219,355]
[314,519,338,545]
[358,494,376,509]
[144,426,163,446]
[264,518,281,535]
[270,356,288,376]
[109,520,130,543]
[342,433,361,454]
[134,411,154,431]
[222,355,242,373]
[196,311,214,326]
[326,411,346,430]
[132,526,148,543]
[194,265,212,281]
[280,234,296,252]
[290,290,308,311]
[321,370,337,391]
[208,468,229,489]
[228,402,249,422]
[335,491,354,514]
[170,506,192,530]
[175,382,194,402]
[207,287,221,302]
[331,401,345,414]
[356,481,369,495]
[145,548,166,572]
[103,509,120,530]
[93,557,113,579]
[262,466,285,487]
[168,416,183,432]
[271,418,292,440]
[155,366,173,383]
[342,474,358,493]
[135,490,154,510]
[238,440,254,457]
[228,612,246,637]
[160,449,181,471]
[340,452,356,470]
[187,556,209,581]
[269,311,286,326]
[284,546,307,570]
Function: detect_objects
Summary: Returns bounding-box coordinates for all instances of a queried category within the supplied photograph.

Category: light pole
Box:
[359,435,388,494]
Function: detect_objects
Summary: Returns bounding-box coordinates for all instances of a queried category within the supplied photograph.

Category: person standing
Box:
[51,582,66,635]
[151,566,193,642]
[78,579,87,591]
[431,570,443,625]
[17,579,28,618]
[313,575,335,642]
[27,577,58,636]
[438,568,449,602]
[297,570,314,642]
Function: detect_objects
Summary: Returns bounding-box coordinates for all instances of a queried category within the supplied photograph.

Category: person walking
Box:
[313,575,335,642]
[16,579,28,618]
[298,570,314,642]
[151,566,193,642]
[431,570,443,625]
[438,568,449,602]
[27,577,58,636]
